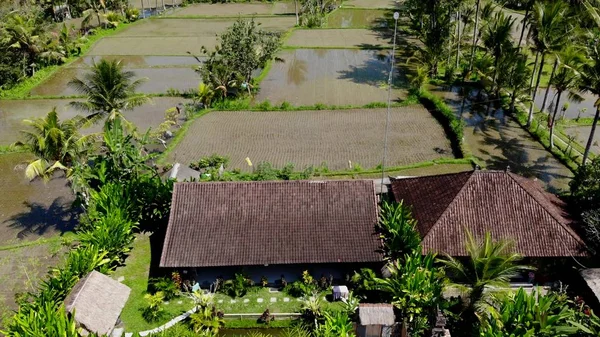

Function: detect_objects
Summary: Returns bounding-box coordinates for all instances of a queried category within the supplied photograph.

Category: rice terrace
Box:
[2,0,600,335]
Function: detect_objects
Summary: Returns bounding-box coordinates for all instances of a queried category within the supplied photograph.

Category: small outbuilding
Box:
[163,163,201,182]
[64,270,131,336]
[357,303,396,337]
[580,269,600,311]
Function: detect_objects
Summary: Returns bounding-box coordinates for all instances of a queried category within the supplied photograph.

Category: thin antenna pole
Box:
[380,12,399,194]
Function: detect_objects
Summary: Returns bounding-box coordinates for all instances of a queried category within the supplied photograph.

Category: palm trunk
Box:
[141,0,145,18]
[510,88,517,113]
[527,52,546,127]
[517,7,529,50]
[540,59,558,114]
[549,90,562,149]
[583,106,600,165]
[469,0,481,71]
[455,11,461,69]
[529,51,539,95]
[162,0,165,11]
[294,0,299,25]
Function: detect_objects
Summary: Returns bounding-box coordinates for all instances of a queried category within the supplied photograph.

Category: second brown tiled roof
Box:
[160,180,381,267]
[390,170,587,257]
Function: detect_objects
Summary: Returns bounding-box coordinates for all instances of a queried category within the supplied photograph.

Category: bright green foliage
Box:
[142,292,166,323]
[3,302,79,337]
[190,154,230,171]
[376,253,445,336]
[189,306,224,334]
[68,59,150,124]
[377,201,421,260]
[150,277,180,301]
[440,231,532,331]
[480,288,599,337]
[12,109,95,181]
[198,18,282,98]
[317,311,355,337]
[297,0,334,28]
[196,82,215,107]
[570,157,600,211]
[221,273,254,298]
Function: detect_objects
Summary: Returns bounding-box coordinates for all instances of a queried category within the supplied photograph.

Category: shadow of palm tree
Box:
[7,198,79,239]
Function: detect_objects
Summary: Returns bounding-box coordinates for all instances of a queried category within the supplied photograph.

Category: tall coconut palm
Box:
[548,46,586,149]
[581,1,600,165]
[499,49,532,113]
[68,59,150,125]
[12,109,95,181]
[481,11,515,96]
[527,1,570,126]
[440,231,533,325]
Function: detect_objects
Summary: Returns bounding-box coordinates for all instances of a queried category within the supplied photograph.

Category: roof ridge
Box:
[506,172,586,245]
[420,171,475,244]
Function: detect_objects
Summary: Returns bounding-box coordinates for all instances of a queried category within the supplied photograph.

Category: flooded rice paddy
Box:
[533,88,598,119]
[342,0,399,8]
[0,97,188,145]
[563,126,600,155]
[257,49,406,106]
[285,29,390,48]
[327,9,388,28]
[170,107,454,171]
[88,17,295,55]
[30,66,198,96]
[171,2,294,16]
[432,86,572,192]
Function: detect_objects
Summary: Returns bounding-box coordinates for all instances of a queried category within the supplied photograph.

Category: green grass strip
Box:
[157,13,295,19]
[321,158,477,177]
[224,319,296,329]
[0,232,77,252]
[0,20,141,100]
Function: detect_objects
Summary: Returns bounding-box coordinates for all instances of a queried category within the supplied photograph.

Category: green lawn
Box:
[112,234,193,333]
[214,288,344,314]
[113,235,344,333]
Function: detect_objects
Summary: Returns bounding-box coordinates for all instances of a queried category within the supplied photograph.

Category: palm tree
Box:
[12,109,95,181]
[481,11,515,97]
[68,59,150,124]
[548,46,586,149]
[527,1,570,126]
[440,231,532,326]
[500,49,532,113]
[581,1,600,165]
[2,13,44,75]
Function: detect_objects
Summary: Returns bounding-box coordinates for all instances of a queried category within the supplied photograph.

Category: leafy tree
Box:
[527,1,570,126]
[376,253,445,336]
[481,11,515,96]
[547,46,586,149]
[189,306,224,334]
[377,201,421,260]
[68,59,150,124]
[480,288,599,337]
[142,292,166,323]
[440,232,532,332]
[569,156,600,211]
[198,18,282,98]
[12,108,95,181]
[582,209,600,254]
[581,1,600,165]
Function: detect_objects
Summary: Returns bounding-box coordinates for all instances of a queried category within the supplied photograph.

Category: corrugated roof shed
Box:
[390,170,587,257]
[160,180,382,267]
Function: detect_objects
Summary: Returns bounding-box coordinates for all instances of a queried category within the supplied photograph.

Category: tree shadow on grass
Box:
[478,128,571,193]
[7,197,79,239]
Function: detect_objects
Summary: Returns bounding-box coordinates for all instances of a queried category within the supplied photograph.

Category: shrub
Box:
[377,201,421,260]
[221,273,254,298]
[150,277,179,300]
[142,292,166,323]
[190,154,230,171]
[258,308,275,324]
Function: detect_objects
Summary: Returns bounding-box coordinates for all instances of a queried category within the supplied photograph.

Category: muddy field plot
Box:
[170,107,454,170]
[563,126,599,155]
[88,17,294,55]
[0,97,188,145]
[171,2,294,16]
[30,66,198,96]
[285,29,390,48]
[256,49,405,106]
[327,9,388,28]
[342,0,399,8]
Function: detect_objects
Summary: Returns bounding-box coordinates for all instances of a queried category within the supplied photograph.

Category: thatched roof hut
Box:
[64,271,131,336]
[358,303,395,326]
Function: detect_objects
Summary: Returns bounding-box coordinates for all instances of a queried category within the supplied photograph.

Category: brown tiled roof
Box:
[390,170,587,257]
[160,180,381,267]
